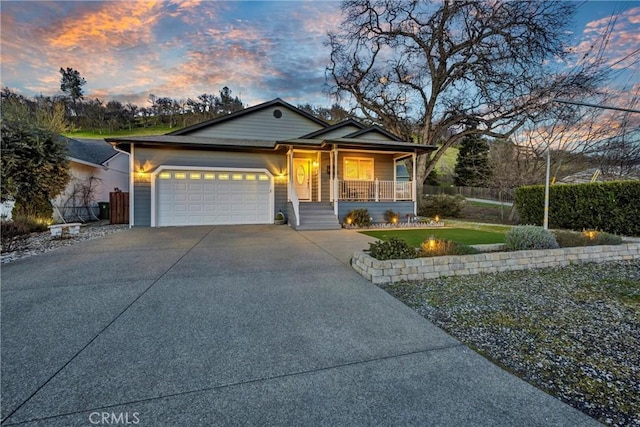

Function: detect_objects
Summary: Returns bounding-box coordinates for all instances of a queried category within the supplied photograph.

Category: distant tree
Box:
[454,134,491,187]
[1,88,70,134]
[59,67,86,119]
[297,103,352,123]
[124,103,138,131]
[1,96,69,221]
[216,87,243,115]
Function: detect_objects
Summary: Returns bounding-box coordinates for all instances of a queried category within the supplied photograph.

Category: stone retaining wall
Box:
[352,243,640,284]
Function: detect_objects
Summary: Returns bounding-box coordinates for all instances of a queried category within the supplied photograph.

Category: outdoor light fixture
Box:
[312,161,319,168]
[428,236,436,250]
[435,215,440,223]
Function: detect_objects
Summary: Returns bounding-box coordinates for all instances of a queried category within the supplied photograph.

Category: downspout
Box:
[110,143,134,228]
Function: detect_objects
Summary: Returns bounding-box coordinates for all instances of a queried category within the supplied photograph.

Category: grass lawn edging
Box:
[352,242,640,284]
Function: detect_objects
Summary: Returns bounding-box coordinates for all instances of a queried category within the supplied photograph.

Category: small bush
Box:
[344,209,372,227]
[367,237,417,260]
[384,210,400,224]
[0,220,33,253]
[419,194,465,218]
[504,225,559,251]
[554,229,623,247]
[418,238,480,257]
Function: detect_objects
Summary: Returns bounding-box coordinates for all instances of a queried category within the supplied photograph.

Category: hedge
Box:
[515,181,640,236]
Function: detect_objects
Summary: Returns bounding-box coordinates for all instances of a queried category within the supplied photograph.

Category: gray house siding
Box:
[318,125,362,139]
[320,152,331,201]
[133,147,287,226]
[338,201,415,224]
[134,182,151,226]
[186,107,324,141]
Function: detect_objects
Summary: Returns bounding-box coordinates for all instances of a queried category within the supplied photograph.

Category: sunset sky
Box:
[1,1,638,109]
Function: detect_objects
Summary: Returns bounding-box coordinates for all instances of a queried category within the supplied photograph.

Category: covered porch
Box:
[283,139,428,227]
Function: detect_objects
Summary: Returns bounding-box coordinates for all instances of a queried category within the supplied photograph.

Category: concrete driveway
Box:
[1,225,597,426]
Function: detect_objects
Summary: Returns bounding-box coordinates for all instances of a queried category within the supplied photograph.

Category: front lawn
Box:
[360,227,506,246]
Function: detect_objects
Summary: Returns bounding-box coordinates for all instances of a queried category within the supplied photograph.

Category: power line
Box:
[553,99,640,113]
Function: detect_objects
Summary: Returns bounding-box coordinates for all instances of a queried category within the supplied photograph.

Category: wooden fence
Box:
[109,192,129,224]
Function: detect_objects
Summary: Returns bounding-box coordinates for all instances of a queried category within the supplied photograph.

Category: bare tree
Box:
[327,0,606,197]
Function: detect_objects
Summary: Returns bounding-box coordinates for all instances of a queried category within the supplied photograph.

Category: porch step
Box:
[297,202,342,231]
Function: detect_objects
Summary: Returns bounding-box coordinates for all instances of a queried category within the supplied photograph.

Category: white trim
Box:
[68,157,105,169]
[412,152,417,214]
[316,151,321,202]
[335,148,413,155]
[150,165,274,227]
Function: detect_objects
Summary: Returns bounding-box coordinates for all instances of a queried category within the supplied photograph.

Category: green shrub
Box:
[367,237,417,260]
[418,238,480,257]
[384,210,400,224]
[504,225,559,251]
[515,181,640,236]
[554,229,623,247]
[344,209,372,227]
[418,194,465,217]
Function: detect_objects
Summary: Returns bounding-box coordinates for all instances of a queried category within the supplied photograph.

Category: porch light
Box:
[136,167,146,179]
[312,161,319,168]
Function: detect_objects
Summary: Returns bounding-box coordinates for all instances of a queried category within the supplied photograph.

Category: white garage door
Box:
[157,170,272,226]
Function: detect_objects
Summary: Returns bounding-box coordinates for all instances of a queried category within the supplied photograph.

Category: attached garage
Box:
[153,168,273,226]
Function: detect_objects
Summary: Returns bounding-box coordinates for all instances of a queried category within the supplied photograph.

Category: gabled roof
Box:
[300,119,365,139]
[344,125,404,142]
[167,98,329,136]
[62,136,118,166]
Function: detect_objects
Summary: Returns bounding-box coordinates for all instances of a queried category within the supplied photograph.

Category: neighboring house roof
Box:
[62,136,119,166]
[167,98,329,136]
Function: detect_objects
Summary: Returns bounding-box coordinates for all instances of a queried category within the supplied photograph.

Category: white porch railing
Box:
[337,180,413,201]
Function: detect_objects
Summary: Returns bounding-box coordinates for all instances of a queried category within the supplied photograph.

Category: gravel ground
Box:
[1,221,128,264]
[380,260,640,427]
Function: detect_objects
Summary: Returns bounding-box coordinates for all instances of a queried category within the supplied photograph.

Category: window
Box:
[344,158,374,181]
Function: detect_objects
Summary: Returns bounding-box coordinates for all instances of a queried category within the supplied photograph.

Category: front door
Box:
[293,158,312,201]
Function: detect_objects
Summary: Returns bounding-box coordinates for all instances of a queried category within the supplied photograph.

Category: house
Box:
[106,98,435,230]
[52,137,129,222]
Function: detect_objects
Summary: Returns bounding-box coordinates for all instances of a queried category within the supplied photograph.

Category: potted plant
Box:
[274,211,286,225]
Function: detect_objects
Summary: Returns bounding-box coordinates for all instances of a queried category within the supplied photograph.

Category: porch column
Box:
[287,147,293,201]
[316,151,321,202]
[412,151,417,214]
[333,146,339,216]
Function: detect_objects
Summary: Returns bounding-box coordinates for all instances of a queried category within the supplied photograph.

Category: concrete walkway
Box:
[1,225,597,426]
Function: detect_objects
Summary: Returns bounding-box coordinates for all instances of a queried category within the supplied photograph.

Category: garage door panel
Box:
[157,169,272,226]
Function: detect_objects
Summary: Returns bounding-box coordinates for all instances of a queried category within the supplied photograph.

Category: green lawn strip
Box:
[360,227,505,246]
[63,125,177,139]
